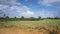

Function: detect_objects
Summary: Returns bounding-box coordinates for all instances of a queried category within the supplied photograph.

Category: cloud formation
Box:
[39,9,60,18]
[22,11,34,17]
[38,0,60,8]
[0,3,34,17]
[0,0,17,5]
[0,0,60,18]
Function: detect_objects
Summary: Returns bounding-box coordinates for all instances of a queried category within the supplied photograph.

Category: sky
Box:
[0,0,60,18]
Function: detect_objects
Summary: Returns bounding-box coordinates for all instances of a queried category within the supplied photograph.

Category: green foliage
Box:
[0,19,60,33]
[0,16,41,21]
[38,16,41,19]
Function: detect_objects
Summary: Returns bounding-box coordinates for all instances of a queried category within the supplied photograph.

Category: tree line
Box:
[0,14,60,21]
[0,14,41,21]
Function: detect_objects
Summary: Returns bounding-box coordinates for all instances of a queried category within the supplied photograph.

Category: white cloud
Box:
[0,5,9,10]
[0,0,21,6]
[0,5,21,13]
[0,3,34,17]
[22,11,34,15]
[39,9,57,18]
[38,0,60,5]
[38,0,60,8]
[21,6,30,11]
[16,3,21,5]
[9,6,21,12]
[22,11,34,17]
[0,0,34,17]
[0,0,16,5]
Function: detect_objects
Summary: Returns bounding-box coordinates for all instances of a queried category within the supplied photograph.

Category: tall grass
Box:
[0,19,60,32]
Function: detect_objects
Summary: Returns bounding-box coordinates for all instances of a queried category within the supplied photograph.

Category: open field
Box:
[0,19,60,34]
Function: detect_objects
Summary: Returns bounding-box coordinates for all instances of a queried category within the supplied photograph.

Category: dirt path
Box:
[0,26,50,34]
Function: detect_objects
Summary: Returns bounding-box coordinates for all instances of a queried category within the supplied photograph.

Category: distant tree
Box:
[47,17,51,19]
[14,16,16,19]
[30,17,34,19]
[4,14,6,17]
[6,16,9,18]
[20,16,24,20]
[38,16,41,19]
[21,16,24,19]
[3,14,6,18]
[29,17,34,21]
[54,17,58,19]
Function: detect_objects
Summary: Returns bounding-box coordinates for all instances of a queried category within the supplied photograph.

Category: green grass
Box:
[0,19,60,31]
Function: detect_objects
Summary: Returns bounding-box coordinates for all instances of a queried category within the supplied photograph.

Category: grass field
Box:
[0,19,60,34]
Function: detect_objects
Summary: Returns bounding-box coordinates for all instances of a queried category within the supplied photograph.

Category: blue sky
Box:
[0,0,60,18]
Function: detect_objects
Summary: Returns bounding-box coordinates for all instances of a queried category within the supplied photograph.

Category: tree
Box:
[38,16,41,19]
[20,16,24,20]
[21,16,24,19]
[54,17,59,19]
[29,17,35,21]
[14,16,16,19]
[6,16,9,18]
[3,14,6,18]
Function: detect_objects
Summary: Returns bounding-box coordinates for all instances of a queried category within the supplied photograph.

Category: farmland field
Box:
[0,19,60,34]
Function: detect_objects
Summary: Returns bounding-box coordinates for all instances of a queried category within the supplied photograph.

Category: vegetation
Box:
[0,14,60,34]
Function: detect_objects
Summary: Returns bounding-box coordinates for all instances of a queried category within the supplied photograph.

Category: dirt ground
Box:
[0,26,51,34]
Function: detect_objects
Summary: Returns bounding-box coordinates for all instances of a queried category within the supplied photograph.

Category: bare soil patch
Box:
[0,25,50,34]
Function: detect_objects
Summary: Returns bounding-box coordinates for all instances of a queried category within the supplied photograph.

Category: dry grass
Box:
[0,19,60,34]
